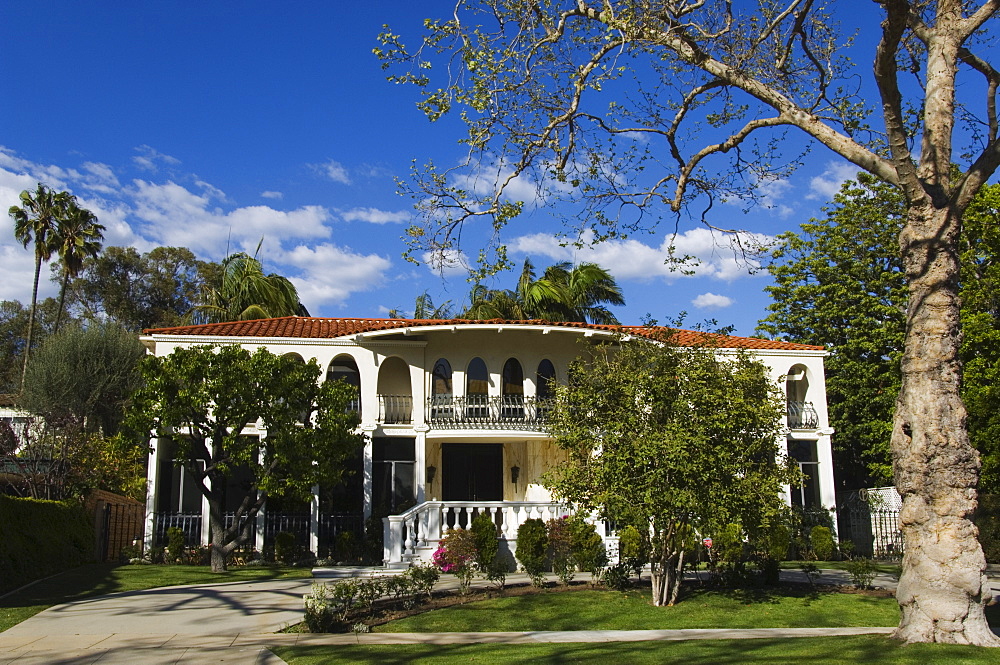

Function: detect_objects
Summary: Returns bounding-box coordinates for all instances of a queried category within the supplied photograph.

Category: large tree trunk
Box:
[20,253,42,392]
[891,202,1000,646]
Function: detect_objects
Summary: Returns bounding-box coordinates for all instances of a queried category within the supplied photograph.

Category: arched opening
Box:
[785,364,817,429]
[466,357,489,418]
[430,358,454,420]
[501,357,524,418]
[536,359,557,419]
[377,356,413,424]
[327,355,361,415]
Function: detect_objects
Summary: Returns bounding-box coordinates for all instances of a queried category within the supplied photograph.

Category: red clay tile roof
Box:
[142,317,823,351]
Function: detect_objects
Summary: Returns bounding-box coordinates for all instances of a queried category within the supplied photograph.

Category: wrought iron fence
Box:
[152,512,202,546]
[317,513,365,549]
[264,512,311,548]
[836,487,903,559]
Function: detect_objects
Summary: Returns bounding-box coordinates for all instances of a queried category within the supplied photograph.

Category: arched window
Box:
[466,357,489,418]
[377,357,413,424]
[432,358,453,396]
[429,358,454,421]
[536,359,556,399]
[327,355,361,415]
[502,358,524,418]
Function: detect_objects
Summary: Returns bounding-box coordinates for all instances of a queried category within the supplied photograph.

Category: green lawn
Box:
[374,586,901,633]
[273,635,1000,665]
[0,563,311,632]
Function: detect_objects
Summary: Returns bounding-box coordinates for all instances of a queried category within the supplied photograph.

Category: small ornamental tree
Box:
[545,333,798,606]
[128,344,364,572]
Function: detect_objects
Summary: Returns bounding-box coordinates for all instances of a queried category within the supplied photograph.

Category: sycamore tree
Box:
[760,175,1000,491]
[378,0,1000,644]
[128,345,364,572]
[544,334,796,607]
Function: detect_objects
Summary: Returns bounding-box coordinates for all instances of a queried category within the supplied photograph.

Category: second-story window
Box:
[328,356,361,416]
[502,358,524,418]
[467,357,489,418]
[431,358,454,419]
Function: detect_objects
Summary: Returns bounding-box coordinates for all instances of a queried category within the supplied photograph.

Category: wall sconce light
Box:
[510,466,520,486]
[427,466,437,485]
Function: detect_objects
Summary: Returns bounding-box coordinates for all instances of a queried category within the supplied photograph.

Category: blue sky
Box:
[0,2,906,335]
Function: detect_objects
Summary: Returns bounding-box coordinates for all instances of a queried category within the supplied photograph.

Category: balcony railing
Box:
[426,395,554,429]
[787,401,819,429]
[379,394,413,424]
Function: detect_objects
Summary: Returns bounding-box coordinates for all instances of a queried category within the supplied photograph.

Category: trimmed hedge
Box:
[0,495,94,594]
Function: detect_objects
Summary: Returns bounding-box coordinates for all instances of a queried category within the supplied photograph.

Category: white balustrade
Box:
[383,500,619,567]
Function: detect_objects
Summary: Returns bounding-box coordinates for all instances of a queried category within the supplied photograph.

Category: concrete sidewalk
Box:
[0,567,952,665]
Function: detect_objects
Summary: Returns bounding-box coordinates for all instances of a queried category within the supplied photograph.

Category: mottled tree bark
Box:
[891,202,1000,646]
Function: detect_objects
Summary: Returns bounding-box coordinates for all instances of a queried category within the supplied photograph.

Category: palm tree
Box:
[52,201,105,332]
[197,249,308,323]
[9,183,73,390]
[464,258,625,324]
[413,291,455,319]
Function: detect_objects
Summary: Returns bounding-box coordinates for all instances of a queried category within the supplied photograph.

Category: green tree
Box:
[51,201,104,333]
[380,1,1000,643]
[127,345,364,571]
[544,333,796,606]
[19,322,145,435]
[464,258,625,323]
[68,246,219,331]
[414,291,455,319]
[759,177,1000,491]
[0,298,61,394]
[9,183,73,390]
[197,250,307,323]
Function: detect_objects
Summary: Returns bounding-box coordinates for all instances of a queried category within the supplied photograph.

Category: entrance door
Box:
[441,443,503,501]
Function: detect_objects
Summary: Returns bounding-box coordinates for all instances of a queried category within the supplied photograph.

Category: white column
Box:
[415,428,428,503]
[255,436,266,553]
[310,483,320,555]
[200,438,212,546]
[362,428,375,519]
[143,436,160,551]
[816,430,838,537]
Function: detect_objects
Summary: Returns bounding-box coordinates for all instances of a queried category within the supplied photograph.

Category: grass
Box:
[0,562,311,633]
[374,586,901,633]
[272,635,1000,665]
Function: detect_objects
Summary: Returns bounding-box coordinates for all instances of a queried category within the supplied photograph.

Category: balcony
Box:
[787,401,819,429]
[426,395,554,430]
[378,394,413,424]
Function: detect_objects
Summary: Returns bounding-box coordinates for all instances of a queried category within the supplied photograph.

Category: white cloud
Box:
[133,145,180,171]
[341,207,410,224]
[807,162,861,200]
[128,180,332,257]
[692,292,734,309]
[509,228,774,283]
[261,190,283,200]
[280,243,392,308]
[313,159,352,185]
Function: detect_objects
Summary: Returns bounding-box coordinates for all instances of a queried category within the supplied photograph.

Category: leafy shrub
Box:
[603,562,632,591]
[166,527,185,563]
[516,518,548,586]
[334,530,360,562]
[433,528,477,594]
[715,523,745,563]
[810,526,835,561]
[470,512,500,569]
[846,557,877,589]
[547,516,575,585]
[568,515,607,578]
[617,525,648,575]
[274,531,300,565]
[404,562,440,598]
[838,539,856,560]
[763,524,790,562]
